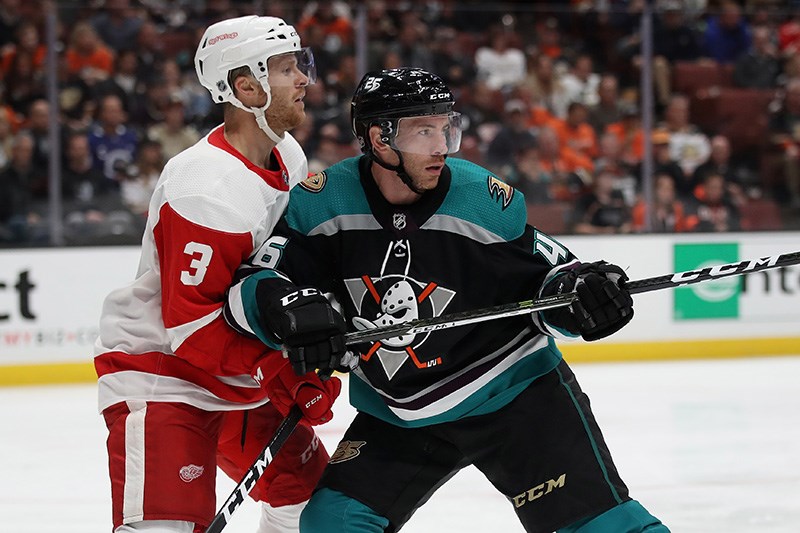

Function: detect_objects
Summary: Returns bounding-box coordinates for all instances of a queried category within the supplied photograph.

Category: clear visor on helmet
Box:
[389,112,462,155]
[266,47,317,86]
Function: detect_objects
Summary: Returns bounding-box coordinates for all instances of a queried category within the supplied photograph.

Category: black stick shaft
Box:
[205,407,302,533]
[344,251,800,346]
[207,367,333,533]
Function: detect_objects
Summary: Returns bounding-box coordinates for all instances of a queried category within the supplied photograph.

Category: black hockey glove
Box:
[542,261,634,341]
[258,284,349,376]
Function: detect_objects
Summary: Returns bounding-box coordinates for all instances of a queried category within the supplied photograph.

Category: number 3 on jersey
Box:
[533,231,568,266]
[181,242,213,286]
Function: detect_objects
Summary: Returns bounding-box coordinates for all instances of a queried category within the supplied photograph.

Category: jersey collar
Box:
[207,125,290,191]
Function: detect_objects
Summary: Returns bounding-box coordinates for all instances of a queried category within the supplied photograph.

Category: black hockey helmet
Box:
[351,68,457,155]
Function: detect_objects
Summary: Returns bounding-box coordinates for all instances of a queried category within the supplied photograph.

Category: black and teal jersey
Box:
[227,155,582,428]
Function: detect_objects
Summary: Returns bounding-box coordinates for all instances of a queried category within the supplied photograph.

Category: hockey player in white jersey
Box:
[94,15,350,533]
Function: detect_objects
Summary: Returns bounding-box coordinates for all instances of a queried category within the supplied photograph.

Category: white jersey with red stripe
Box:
[94,125,307,413]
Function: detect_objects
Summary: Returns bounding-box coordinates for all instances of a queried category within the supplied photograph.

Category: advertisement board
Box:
[1,233,798,384]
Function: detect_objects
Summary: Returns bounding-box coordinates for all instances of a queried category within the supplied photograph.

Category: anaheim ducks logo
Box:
[329,440,367,464]
[488,176,514,210]
[300,171,327,192]
[344,240,455,380]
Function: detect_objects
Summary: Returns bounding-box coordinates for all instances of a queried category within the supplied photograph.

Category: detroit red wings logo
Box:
[179,464,205,483]
[488,176,514,209]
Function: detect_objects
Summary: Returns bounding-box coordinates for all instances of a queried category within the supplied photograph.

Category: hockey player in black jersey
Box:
[226,68,669,532]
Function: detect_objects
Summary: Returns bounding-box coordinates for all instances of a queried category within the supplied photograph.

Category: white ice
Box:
[2,356,800,533]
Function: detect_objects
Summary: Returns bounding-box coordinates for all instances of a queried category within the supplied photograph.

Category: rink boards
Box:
[1,232,798,385]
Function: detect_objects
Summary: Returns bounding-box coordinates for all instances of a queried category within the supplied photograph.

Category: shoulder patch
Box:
[300,171,327,193]
[487,175,514,210]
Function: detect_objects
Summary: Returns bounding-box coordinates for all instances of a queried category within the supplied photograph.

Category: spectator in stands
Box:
[118,138,163,218]
[308,123,348,175]
[690,172,741,231]
[536,125,593,202]
[3,46,44,114]
[474,28,526,91]
[146,93,200,160]
[733,25,780,89]
[632,172,693,233]
[297,2,353,53]
[0,0,20,50]
[65,21,115,86]
[641,129,690,198]
[87,93,139,183]
[326,54,361,104]
[520,53,570,119]
[384,12,434,72]
[0,132,46,243]
[561,54,600,107]
[62,130,114,206]
[506,141,553,205]
[651,0,703,106]
[457,80,503,144]
[778,12,800,58]
[691,134,749,205]
[659,94,711,177]
[533,16,565,62]
[768,77,800,208]
[91,48,143,113]
[552,101,598,160]
[431,25,477,91]
[61,131,131,244]
[486,99,537,177]
[0,20,45,79]
[605,102,645,166]
[703,0,752,64]
[588,74,623,136]
[133,20,162,84]
[594,131,639,205]
[571,168,632,234]
[90,0,144,53]
[21,98,50,173]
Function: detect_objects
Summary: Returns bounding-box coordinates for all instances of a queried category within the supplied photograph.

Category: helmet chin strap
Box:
[369,148,425,195]
[230,91,284,144]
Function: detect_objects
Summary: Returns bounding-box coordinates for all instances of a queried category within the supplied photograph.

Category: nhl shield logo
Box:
[393,212,407,230]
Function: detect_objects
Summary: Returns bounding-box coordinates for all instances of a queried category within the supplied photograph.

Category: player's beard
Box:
[266,97,305,135]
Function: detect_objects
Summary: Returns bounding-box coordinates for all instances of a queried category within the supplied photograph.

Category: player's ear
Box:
[232,74,260,104]
[369,125,391,155]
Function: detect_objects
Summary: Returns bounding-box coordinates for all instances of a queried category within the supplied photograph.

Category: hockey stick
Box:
[343,250,800,345]
[208,250,799,531]
[205,370,332,533]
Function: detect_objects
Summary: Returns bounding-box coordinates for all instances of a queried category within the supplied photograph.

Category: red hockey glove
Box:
[266,364,341,426]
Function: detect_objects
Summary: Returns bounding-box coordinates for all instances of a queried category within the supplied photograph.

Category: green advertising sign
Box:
[674,243,741,320]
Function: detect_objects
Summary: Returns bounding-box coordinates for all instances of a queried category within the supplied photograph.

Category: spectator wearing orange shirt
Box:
[689,172,741,232]
[0,21,46,78]
[604,102,644,165]
[297,3,353,52]
[537,125,593,202]
[551,101,598,160]
[632,172,692,232]
[64,21,115,84]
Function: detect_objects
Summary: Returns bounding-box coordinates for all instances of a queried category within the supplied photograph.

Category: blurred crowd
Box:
[1,0,800,246]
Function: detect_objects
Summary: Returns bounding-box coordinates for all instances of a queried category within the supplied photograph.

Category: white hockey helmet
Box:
[194,15,316,140]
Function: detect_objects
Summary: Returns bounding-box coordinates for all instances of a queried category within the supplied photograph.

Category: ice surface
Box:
[2,356,799,532]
